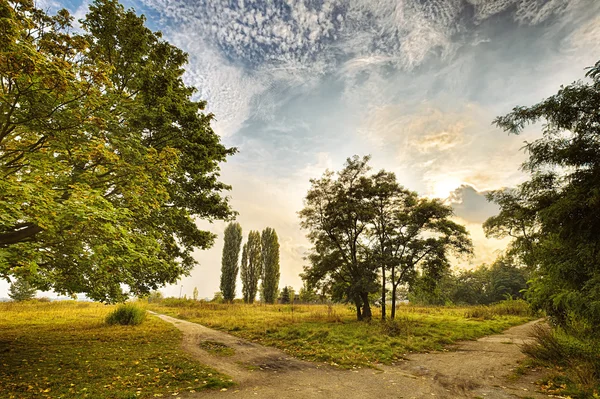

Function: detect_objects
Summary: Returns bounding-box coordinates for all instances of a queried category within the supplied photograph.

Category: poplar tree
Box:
[241,231,262,303]
[219,223,243,302]
[260,228,280,303]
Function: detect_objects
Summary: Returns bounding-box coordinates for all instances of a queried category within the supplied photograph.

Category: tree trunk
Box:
[391,283,397,320]
[361,292,372,321]
[354,297,363,321]
[381,264,386,320]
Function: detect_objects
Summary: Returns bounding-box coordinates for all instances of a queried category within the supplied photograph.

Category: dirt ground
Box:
[151,313,550,399]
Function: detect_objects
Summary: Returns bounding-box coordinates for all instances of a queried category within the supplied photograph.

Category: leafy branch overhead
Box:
[0,0,235,302]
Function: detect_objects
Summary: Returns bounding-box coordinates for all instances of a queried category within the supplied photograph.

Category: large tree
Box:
[260,227,280,304]
[300,156,379,320]
[0,0,235,302]
[241,231,262,303]
[485,60,600,329]
[219,222,243,302]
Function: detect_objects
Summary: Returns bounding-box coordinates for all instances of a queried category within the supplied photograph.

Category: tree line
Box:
[219,223,281,303]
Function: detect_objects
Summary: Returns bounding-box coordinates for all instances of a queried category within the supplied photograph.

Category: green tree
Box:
[486,60,600,328]
[241,231,262,303]
[219,222,243,302]
[300,156,379,320]
[298,280,318,303]
[387,196,472,318]
[260,227,280,304]
[192,287,199,301]
[0,0,235,302]
[280,286,290,304]
[8,278,37,301]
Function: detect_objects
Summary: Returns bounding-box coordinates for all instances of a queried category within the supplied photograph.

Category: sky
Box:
[2,0,599,299]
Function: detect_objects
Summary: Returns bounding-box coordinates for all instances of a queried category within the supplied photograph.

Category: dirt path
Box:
[151,313,549,399]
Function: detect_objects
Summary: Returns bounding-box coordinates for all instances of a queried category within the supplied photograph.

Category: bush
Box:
[465,299,531,319]
[106,304,147,326]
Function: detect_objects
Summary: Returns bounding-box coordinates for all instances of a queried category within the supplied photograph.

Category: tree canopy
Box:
[241,230,262,303]
[260,227,280,304]
[485,60,600,328]
[0,0,235,302]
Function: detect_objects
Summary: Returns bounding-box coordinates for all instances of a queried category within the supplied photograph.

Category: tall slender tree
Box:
[260,228,280,304]
[241,231,262,303]
[219,222,243,302]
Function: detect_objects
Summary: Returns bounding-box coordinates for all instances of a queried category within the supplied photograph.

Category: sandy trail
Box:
[151,313,549,399]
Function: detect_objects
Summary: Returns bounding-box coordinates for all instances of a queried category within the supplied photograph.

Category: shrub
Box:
[465,299,531,319]
[106,304,147,326]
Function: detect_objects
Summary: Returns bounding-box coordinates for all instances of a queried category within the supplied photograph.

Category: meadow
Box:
[0,301,233,399]
[146,298,533,368]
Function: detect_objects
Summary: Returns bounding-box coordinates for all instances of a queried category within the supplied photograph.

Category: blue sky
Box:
[6,0,598,299]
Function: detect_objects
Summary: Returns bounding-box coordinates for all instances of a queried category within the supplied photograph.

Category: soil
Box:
[151,312,551,399]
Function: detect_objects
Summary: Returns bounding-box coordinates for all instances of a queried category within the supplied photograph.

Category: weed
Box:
[105,303,147,325]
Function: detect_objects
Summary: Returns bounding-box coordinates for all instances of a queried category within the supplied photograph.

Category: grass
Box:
[522,323,600,398]
[145,298,533,368]
[0,301,233,399]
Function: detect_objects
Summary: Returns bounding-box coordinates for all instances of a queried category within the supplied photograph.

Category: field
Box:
[146,299,533,368]
[0,301,233,399]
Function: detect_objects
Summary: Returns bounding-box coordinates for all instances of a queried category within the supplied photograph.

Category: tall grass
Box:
[105,303,146,325]
[523,323,600,397]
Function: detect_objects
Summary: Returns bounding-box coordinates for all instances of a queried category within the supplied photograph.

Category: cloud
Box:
[448,185,500,224]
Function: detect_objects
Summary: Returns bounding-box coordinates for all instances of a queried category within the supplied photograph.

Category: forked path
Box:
[152,313,550,399]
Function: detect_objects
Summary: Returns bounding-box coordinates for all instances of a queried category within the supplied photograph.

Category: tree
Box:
[260,227,280,304]
[300,156,379,320]
[8,278,36,301]
[192,287,199,301]
[280,286,291,304]
[300,156,472,320]
[298,280,318,303]
[486,60,600,328]
[241,231,262,303]
[219,222,243,302]
[0,0,235,302]
[388,196,472,318]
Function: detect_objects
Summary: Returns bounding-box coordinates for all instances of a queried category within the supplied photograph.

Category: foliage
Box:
[219,222,243,302]
[299,280,319,303]
[464,299,532,319]
[212,291,224,303]
[260,227,280,304]
[280,286,291,303]
[0,301,233,398]
[522,323,600,397]
[241,230,262,303]
[0,0,235,302]
[193,287,199,301]
[147,301,532,369]
[105,303,147,325]
[485,60,600,329]
[8,277,36,301]
[410,257,528,305]
[299,155,472,321]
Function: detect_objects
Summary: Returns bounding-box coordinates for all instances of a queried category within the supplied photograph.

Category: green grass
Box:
[146,299,533,368]
[0,301,233,399]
